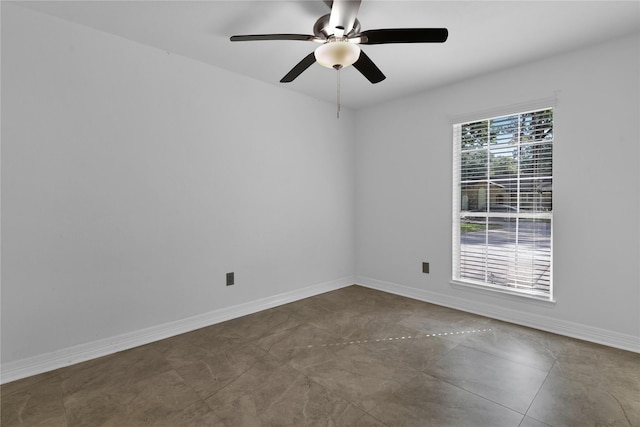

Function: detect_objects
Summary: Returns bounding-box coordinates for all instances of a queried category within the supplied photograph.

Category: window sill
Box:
[450,280,556,305]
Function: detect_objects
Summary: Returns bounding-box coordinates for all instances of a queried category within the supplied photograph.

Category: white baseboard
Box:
[0,276,354,385]
[356,276,640,353]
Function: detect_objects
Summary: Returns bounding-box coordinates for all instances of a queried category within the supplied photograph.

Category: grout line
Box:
[520,359,557,425]
[427,372,527,417]
[455,343,551,374]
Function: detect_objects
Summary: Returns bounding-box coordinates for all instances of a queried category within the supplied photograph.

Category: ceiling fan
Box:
[230,0,448,84]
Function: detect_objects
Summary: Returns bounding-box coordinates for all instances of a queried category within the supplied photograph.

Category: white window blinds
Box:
[452,108,553,298]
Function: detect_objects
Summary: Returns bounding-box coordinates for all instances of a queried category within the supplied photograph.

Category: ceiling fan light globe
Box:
[314,41,361,69]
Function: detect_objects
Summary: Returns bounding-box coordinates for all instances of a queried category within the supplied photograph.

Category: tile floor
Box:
[1,285,639,426]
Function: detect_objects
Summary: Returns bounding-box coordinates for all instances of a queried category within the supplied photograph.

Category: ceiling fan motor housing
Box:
[313,14,361,38]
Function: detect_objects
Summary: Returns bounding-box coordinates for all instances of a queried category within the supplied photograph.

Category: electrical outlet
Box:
[422,262,430,274]
[226,272,234,286]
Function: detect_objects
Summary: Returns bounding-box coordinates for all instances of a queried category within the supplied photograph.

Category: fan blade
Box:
[357,28,448,44]
[230,34,320,42]
[352,50,385,84]
[329,0,361,35]
[280,53,317,83]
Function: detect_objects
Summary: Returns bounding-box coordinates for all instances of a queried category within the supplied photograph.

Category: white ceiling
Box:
[13,0,640,109]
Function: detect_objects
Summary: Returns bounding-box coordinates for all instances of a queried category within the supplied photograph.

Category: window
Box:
[452,108,553,299]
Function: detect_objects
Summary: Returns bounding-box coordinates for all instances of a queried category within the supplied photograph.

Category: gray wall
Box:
[355,33,640,346]
[1,4,356,365]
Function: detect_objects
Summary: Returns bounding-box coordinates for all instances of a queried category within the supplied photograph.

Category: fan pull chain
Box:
[336,68,341,119]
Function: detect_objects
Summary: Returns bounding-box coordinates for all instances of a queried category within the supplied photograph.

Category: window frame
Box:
[451,106,555,302]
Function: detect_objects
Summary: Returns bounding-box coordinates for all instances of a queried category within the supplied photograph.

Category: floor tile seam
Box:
[321,337,425,383]
[271,335,422,413]
[347,343,425,388]
[260,373,309,416]
[346,341,432,382]
[290,367,393,427]
[521,360,557,425]
[277,345,359,386]
[282,321,349,346]
[456,342,553,374]
[62,388,101,427]
[422,371,529,417]
[295,358,425,409]
[477,326,558,354]
[122,368,188,403]
[51,391,72,420]
[358,342,441,374]
[518,415,553,427]
[551,355,640,379]
[199,357,385,427]
[295,321,360,343]
[545,360,640,402]
[192,353,268,406]
[256,343,296,367]
[355,410,392,427]
[260,333,299,357]
[606,390,635,427]
[58,346,174,385]
[536,338,564,365]
[323,330,467,371]
[553,368,640,423]
[140,369,205,415]
[197,405,232,427]
[284,312,352,338]
[235,343,271,368]
[162,400,232,427]
[170,365,227,415]
[199,391,233,427]
[248,314,303,341]
[414,337,465,373]
[254,329,350,363]
[544,358,609,384]
[424,357,551,415]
